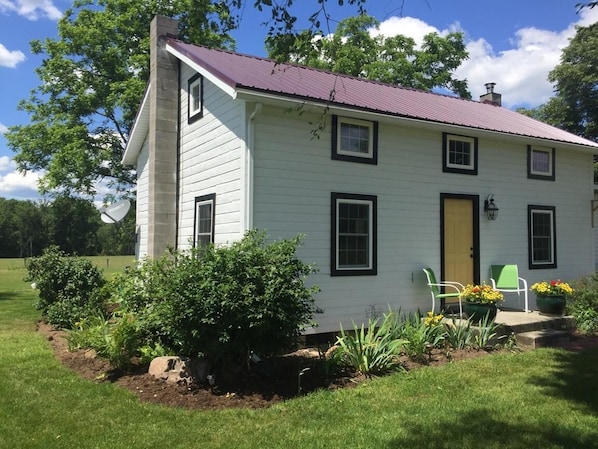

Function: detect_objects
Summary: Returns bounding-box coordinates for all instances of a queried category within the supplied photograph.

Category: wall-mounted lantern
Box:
[484,194,499,220]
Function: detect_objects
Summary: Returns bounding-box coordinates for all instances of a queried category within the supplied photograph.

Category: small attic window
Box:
[332,115,378,165]
[188,73,203,124]
[527,145,555,181]
[442,133,478,175]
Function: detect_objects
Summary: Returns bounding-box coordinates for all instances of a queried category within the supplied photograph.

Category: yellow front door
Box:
[442,196,478,305]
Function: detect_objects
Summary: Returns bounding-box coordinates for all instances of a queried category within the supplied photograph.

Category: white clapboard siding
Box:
[135,137,150,259]
[249,104,594,333]
[177,63,244,248]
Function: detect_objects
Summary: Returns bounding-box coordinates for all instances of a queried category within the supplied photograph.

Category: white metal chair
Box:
[489,264,530,312]
[423,267,464,316]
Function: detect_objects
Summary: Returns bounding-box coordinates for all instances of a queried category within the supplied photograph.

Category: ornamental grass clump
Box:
[530,279,574,296]
[461,284,504,304]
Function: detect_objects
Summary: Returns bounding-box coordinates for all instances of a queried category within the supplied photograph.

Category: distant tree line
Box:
[0,196,135,258]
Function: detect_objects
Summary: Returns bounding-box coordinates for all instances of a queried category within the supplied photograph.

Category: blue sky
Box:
[1,0,597,201]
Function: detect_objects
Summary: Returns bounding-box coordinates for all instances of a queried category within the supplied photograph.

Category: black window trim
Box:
[442,132,478,175]
[527,145,555,181]
[331,115,379,165]
[193,193,215,247]
[528,204,557,269]
[188,73,203,124]
[331,192,378,276]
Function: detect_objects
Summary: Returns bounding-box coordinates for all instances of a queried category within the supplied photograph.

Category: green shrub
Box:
[336,312,406,377]
[105,230,321,377]
[568,274,598,334]
[25,246,106,328]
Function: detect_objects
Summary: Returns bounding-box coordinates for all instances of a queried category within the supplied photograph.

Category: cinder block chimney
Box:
[147,16,179,258]
[480,82,502,106]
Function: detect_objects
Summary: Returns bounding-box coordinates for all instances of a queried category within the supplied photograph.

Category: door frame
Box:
[440,193,481,289]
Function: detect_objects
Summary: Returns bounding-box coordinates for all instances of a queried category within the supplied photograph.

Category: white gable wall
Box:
[249,104,594,333]
[176,63,245,247]
[135,137,150,259]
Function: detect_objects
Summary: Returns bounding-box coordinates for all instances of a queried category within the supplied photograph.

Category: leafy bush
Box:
[25,246,106,328]
[568,274,598,334]
[336,312,406,377]
[104,230,321,376]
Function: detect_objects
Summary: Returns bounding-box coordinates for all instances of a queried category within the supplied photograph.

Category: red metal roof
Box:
[167,39,598,149]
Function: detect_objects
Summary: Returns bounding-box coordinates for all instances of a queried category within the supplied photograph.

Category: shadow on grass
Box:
[386,407,594,449]
[0,291,36,302]
[527,348,598,415]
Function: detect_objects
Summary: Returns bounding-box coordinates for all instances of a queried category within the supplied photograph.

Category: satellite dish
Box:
[100,199,131,224]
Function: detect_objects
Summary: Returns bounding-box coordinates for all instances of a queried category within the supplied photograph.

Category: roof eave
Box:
[122,84,151,165]
[235,88,598,152]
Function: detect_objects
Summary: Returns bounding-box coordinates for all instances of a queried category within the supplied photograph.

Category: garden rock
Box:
[148,356,209,384]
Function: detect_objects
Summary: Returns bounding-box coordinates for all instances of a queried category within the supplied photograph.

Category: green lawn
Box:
[2,258,598,449]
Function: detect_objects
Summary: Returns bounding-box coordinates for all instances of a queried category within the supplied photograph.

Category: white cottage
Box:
[123,16,598,334]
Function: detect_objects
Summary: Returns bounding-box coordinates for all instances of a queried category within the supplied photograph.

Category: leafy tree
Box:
[267,15,471,98]
[6,0,369,198]
[517,22,598,182]
[518,23,598,142]
[46,196,101,255]
[0,198,47,257]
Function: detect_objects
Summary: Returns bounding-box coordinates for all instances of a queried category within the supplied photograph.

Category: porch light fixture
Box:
[484,194,499,220]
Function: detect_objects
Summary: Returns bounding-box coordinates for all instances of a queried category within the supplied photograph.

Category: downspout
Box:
[175,59,182,249]
[245,102,262,232]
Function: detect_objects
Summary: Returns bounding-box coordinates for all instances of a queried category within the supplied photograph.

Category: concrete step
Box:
[496,312,576,335]
[516,329,572,349]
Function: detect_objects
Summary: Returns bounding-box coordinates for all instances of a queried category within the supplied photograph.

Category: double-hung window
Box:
[194,194,215,247]
[331,193,377,276]
[188,73,203,124]
[528,205,556,269]
[332,116,378,164]
[527,145,555,180]
[442,133,478,175]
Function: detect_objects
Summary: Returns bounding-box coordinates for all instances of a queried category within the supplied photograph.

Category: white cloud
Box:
[0,165,41,196]
[0,0,62,21]
[0,122,8,134]
[376,8,598,109]
[0,155,13,172]
[0,43,26,68]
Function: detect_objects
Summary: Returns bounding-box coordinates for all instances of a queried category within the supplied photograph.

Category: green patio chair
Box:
[423,267,463,316]
[489,264,530,312]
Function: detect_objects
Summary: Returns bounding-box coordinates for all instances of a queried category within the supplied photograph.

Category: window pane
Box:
[340,122,370,154]
[532,150,550,173]
[196,200,213,247]
[192,84,200,112]
[338,201,370,268]
[532,211,553,263]
[449,139,471,166]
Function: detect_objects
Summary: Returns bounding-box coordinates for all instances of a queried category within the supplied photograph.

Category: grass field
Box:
[2,257,598,448]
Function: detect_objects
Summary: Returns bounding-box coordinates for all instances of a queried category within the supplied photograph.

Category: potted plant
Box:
[530,280,573,315]
[461,284,504,323]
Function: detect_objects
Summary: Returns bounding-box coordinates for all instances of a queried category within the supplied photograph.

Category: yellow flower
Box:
[424,311,443,326]
[530,280,573,296]
[462,283,504,304]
